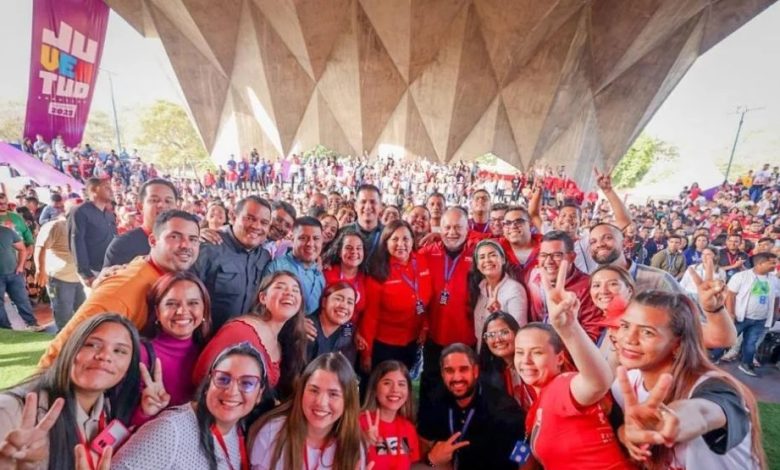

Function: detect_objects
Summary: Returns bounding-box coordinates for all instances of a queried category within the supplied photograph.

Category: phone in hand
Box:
[90,419,130,456]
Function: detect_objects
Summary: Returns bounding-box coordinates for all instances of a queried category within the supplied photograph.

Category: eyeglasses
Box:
[211,370,262,393]
[483,329,512,341]
[538,252,565,262]
[502,218,527,228]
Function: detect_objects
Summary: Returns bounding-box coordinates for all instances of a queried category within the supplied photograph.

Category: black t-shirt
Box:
[103,227,150,268]
[418,383,525,470]
[693,378,751,454]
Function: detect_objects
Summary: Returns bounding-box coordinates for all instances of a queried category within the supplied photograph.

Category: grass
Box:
[0,330,778,467]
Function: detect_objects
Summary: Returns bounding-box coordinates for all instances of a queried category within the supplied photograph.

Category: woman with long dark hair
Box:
[613,291,766,469]
[113,343,267,470]
[0,314,141,470]
[193,271,307,400]
[360,220,432,371]
[322,227,368,328]
[307,281,358,364]
[130,271,213,425]
[250,353,365,470]
[477,311,533,409]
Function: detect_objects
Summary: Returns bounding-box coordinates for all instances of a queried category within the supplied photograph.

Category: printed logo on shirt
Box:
[375,436,411,456]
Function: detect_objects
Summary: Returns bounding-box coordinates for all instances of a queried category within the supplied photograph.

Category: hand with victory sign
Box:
[0,392,65,466]
[688,256,725,313]
[617,366,677,451]
[139,358,171,417]
[363,410,381,447]
[593,166,614,192]
[485,284,502,313]
[540,259,580,332]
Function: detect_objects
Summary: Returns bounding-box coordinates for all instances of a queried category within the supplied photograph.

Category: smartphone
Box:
[90,419,130,455]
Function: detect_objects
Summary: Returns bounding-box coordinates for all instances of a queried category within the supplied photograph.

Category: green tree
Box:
[0,101,25,143]
[82,110,118,150]
[136,100,213,173]
[612,134,678,188]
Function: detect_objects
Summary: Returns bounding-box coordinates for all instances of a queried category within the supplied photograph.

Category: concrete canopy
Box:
[107,0,776,185]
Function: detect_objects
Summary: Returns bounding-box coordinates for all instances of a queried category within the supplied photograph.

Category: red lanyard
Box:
[76,410,106,470]
[303,440,331,470]
[210,424,248,470]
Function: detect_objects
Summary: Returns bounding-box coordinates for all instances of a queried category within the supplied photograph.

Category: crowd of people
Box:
[0,135,778,470]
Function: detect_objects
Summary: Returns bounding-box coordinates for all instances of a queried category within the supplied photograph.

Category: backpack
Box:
[756,332,780,365]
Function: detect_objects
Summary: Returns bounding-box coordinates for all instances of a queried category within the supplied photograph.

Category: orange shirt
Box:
[359,253,433,355]
[38,257,162,368]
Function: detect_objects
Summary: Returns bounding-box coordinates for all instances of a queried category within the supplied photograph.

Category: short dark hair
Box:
[271,200,296,219]
[24,196,39,205]
[139,178,179,201]
[491,203,509,212]
[471,188,490,199]
[426,193,445,204]
[542,230,574,252]
[757,237,773,245]
[85,177,104,193]
[235,195,272,215]
[50,193,63,203]
[440,343,478,368]
[667,233,683,241]
[559,201,582,217]
[153,209,200,236]
[752,251,777,265]
[505,205,529,218]
[357,184,382,199]
[293,216,322,232]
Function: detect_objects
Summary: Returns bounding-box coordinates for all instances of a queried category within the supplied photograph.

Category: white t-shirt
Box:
[251,416,340,470]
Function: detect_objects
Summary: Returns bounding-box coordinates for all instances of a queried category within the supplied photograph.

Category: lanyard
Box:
[399,259,420,298]
[469,220,489,233]
[76,410,106,470]
[448,407,475,469]
[443,253,462,287]
[303,440,331,470]
[210,424,247,470]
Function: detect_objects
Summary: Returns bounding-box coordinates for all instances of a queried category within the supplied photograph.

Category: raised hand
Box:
[594,166,613,192]
[617,367,678,450]
[139,358,171,417]
[363,410,381,446]
[427,432,470,466]
[200,228,223,245]
[540,259,580,331]
[0,393,64,464]
[485,284,502,313]
[304,318,317,341]
[75,443,112,470]
[689,258,725,313]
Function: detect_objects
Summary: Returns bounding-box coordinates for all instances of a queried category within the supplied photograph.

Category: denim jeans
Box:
[0,272,37,328]
[47,277,86,330]
[736,318,768,365]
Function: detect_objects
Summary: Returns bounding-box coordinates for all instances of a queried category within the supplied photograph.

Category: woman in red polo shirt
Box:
[515,260,634,469]
[322,226,368,327]
[360,220,432,372]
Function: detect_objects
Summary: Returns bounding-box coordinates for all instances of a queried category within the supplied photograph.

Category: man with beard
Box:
[68,177,117,289]
[468,189,491,233]
[193,196,273,330]
[103,179,178,267]
[38,210,201,367]
[425,193,445,233]
[588,222,736,348]
[488,203,509,238]
[525,231,602,341]
[263,216,325,315]
[418,208,483,407]
[418,344,525,470]
[719,233,750,282]
[263,200,297,259]
[342,184,383,257]
[498,206,542,282]
[650,232,687,280]
[405,205,431,245]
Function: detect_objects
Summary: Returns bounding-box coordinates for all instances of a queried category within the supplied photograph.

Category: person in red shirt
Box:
[322,226,368,337]
[417,207,480,406]
[360,220,433,372]
[498,206,542,282]
[525,231,603,342]
[468,189,491,233]
[360,360,421,469]
[516,260,634,470]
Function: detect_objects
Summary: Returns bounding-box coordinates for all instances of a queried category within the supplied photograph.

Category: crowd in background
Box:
[0,134,777,469]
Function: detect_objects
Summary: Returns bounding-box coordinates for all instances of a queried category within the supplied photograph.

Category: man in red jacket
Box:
[417,207,482,406]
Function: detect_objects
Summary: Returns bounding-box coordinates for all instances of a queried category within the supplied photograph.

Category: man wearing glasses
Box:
[524,230,602,341]
[498,206,542,282]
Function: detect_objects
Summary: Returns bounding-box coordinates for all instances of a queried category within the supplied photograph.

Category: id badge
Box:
[759,295,768,305]
[439,290,450,305]
[510,439,532,464]
[416,300,425,315]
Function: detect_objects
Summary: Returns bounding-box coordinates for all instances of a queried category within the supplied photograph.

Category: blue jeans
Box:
[736,318,768,365]
[0,272,37,328]
[47,277,86,330]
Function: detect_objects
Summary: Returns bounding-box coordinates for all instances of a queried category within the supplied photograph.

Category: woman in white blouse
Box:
[680,246,726,296]
[469,239,528,349]
[113,343,267,470]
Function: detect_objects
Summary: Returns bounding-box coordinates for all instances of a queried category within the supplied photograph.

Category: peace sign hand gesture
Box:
[75,444,111,470]
[689,257,726,313]
[427,432,471,466]
[139,358,170,417]
[363,410,381,446]
[541,259,580,331]
[0,392,64,465]
[594,166,613,192]
[486,284,501,313]
[617,367,678,453]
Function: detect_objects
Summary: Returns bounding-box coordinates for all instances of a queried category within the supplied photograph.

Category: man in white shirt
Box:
[726,252,780,377]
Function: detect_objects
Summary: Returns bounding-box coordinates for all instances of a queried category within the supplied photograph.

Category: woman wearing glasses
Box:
[469,239,528,349]
[114,343,267,470]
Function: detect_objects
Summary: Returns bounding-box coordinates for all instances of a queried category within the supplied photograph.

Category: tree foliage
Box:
[612,134,678,188]
[136,100,213,173]
[82,110,118,150]
[0,101,25,143]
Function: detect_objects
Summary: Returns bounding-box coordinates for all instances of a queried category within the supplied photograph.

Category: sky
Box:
[1,1,778,172]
